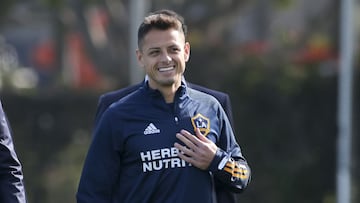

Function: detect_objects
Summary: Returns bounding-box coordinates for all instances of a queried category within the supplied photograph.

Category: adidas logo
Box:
[144,123,160,135]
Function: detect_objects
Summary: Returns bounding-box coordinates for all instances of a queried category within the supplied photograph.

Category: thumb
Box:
[195,128,208,142]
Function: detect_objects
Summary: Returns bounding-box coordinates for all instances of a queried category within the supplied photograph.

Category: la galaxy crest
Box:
[191,113,210,136]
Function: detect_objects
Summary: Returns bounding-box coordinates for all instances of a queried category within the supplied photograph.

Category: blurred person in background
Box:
[0,100,27,203]
[77,9,250,203]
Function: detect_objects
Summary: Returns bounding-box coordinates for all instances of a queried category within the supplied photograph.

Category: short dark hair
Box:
[137,9,187,48]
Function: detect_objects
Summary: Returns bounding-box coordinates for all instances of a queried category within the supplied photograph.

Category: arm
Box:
[0,101,27,203]
[209,109,250,192]
[77,112,120,202]
[174,108,250,193]
[211,94,249,192]
[175,128,250,193]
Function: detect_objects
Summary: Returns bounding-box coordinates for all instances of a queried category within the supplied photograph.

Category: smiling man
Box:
[77,9,251,203]
[136,13,190,102]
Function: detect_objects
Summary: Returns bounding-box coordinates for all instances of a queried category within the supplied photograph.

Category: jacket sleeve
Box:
[0,101,27,203]
[208,108,251,193]
[76,111,120,203]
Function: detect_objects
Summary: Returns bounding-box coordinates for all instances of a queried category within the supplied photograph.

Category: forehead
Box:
[141,28,185,50]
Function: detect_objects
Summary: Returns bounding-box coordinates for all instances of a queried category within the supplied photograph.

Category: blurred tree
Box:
[0,0,14,24]
[221,57,338,203]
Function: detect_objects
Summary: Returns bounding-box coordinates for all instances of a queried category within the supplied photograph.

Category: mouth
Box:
[158,66,175,72]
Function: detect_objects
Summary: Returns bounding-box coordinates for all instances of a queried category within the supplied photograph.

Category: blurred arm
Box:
[0,101,27,203]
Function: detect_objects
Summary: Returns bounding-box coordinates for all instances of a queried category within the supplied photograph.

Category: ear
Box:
[184,42,190,62]
[136,49,144,67]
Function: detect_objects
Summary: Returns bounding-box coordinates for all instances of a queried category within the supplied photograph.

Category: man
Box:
[0,100,27,203]
[94,81,238,203]
[77,9,250,202]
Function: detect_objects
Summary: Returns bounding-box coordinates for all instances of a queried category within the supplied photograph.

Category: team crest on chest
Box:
[191,113,210,136]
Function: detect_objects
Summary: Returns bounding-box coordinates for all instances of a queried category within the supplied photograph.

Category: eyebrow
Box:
[146,47,161,51]
[146,44,180,51]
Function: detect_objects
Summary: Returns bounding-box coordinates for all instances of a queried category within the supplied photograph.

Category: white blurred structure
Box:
[129,0,150,85]
[337,0,355,203]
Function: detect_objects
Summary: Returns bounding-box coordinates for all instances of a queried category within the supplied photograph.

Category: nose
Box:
[160,52,172,64]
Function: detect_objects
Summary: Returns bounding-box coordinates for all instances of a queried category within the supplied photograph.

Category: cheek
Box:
[142,58,154,67]
[143,59,158,72]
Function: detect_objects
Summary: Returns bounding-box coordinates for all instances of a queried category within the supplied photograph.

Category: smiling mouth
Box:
[158,66,175,72]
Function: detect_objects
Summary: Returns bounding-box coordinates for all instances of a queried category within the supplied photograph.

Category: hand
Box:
[174,128,218,170]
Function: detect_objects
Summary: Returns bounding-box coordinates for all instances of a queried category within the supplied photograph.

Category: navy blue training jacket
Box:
[94,81,239,203]
[77,82,250,203]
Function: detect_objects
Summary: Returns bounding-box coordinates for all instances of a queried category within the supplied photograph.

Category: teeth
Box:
[158,66,174,72]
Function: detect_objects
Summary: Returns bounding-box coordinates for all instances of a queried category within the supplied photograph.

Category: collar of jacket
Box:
[141,80,189,104]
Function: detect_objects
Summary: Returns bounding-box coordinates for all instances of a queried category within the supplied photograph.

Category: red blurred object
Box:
[67,32,101,88]
[293,44,337,64]
[32,40,56,71]
[241,41,269,55]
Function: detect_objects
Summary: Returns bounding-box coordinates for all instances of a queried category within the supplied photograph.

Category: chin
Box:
[161,81,175,86]
[159,78,177,86]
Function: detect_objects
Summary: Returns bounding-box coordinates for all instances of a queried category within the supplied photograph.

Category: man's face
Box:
[136,28,190,90]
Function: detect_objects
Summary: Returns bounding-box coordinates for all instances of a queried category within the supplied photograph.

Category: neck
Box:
[148,81,181,103]
[162,89,176,103]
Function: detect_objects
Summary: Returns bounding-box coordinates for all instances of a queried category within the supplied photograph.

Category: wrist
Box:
[208,148,226,172]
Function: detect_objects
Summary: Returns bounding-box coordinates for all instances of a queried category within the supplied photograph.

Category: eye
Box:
[170,47,181,53]
[149,50,160,56]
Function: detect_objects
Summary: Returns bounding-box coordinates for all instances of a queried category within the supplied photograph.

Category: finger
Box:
[194,128,209,142]
[177,150,195,164]
[176,132,198,149]
[176,146,209,170]
[179,130,201,145]
[174,142,195,157]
